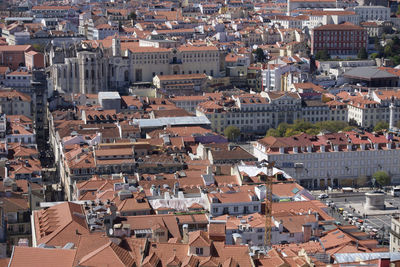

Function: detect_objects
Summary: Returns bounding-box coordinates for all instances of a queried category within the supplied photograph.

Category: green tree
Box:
[373,121,389,132]
[292,120,314,132]
[315,49,330,61]
[316,121,348,133]
[384,44,392,57]
[254,47,266,62]
[370,52,379,59]
[128,11,137,21]
[373,171,391,187]
[342,126,356,132]
[393,55,400,66]
[397,5,400,15]
[305,128,320,135]
[357,47,368,59]
[277,123,290,137]
[32,43,45,53]
[266,128,280,137]
[284,128,301,137]
[374,36,381,50]
[349,118,358,126]
[224,126,240,141]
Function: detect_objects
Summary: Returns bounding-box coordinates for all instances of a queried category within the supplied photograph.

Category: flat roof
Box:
[343,67,397,81]
[98,91,121,100]
[5,17,34,21]
[133,116,211,128]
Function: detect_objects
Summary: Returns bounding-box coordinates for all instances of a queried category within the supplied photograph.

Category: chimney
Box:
[207,165,213,175]
[279,220,283,232]
[215,165,221,175]
[232,233,242,245]
[182,224,189,243]
[302,224,312,242]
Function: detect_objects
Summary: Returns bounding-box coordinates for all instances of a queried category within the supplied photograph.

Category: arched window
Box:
[124,70,129,81]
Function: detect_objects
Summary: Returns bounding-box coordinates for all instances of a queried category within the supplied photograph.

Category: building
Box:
[207,190,261,217]
[47,39,221,94]
[343,67,399,87]
[92,24,119,40]
[289,0,337,11]
[391,216,400,252]
[354,6,390,22]
[98,92,121,113]
[0,90,31,118]
[4,70,32,88]
[153,73,208,96]
[254,131,400,188]
[31,5,77,18]
[311,22,368,57]
[0,45,32,70]
[0,178,44,254]
[31,202,90,247]
[301,10,360,29]
[196,92,303,134]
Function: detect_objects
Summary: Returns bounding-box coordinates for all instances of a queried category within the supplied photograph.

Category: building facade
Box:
[254,131,400,188]
[311,22,368,57]
[47,38,221,94]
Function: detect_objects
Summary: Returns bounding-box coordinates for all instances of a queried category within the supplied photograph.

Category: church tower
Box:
[112,35,121,57]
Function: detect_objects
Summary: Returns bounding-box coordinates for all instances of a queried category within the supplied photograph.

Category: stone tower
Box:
[112,35,121,57]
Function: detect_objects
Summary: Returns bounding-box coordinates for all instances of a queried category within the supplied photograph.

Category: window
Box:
[253,205,259,211]
[196,247,203,255]
[234,206,238,212]
[289,233,294,237]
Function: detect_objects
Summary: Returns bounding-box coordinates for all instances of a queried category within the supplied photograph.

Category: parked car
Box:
[319,193,329,199]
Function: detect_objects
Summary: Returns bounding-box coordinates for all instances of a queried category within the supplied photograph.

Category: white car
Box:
[319,193,329,199]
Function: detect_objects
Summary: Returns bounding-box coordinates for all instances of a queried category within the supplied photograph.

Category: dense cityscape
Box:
[0,0,400,266]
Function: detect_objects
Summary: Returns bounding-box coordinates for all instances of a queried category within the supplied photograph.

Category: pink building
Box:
[0,45,32,70]
[25,51,44,70]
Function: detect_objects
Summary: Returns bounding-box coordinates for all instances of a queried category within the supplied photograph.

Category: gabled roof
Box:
[9,247,76,267]
[188,230,212,247]
[78,241,136,267]
[34,202,90,247]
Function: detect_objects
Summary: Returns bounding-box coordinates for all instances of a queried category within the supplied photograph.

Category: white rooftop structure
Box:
[98,91,121,100]
[133,116,211,128]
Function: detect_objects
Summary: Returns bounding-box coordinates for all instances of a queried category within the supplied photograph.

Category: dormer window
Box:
[195,247,203,255]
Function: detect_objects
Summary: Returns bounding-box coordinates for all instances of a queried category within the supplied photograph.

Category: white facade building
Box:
[207,190,261,217]
[254,131,400,188]
[353,6,390,22]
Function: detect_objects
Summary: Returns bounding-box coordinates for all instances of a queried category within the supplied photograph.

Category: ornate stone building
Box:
[45,37,222,94]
